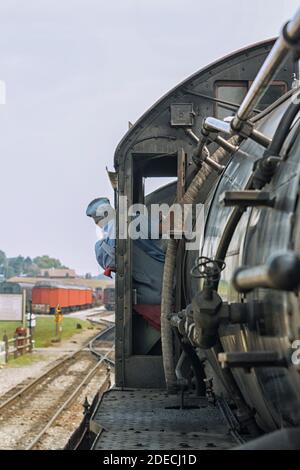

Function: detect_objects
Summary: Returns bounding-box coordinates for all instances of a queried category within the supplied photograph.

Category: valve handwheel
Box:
[191,256,226,282]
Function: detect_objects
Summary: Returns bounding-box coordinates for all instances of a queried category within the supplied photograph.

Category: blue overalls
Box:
[95,219,165,304]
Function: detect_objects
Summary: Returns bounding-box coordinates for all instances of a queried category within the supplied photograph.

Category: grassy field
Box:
[7,353,47,367]
[0,316,92,348]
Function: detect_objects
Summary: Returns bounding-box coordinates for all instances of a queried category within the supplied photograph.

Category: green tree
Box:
[33,255,68,269]
[0,250,69,278]
[23,256,32,273]
[0,250,6,266]
[0,250,6,279]
[8,256,24,276]
[5,266,15,279]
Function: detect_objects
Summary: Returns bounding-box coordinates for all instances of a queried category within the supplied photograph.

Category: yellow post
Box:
[54,305,63,341]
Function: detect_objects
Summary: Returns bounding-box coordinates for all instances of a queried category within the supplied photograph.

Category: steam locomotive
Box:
[85,7,300,450]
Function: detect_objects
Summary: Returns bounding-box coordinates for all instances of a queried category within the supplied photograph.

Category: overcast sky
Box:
[0,0,299,275]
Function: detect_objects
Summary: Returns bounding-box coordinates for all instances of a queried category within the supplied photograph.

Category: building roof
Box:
[8,276,114,290]
[39,268,76,278]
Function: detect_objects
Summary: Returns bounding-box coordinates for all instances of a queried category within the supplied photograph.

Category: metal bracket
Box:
[218,351,289,371]
[203,116,271,148]
[219,190,276,208]
[232,251,300,293]
[170,103,195,127]
[238,120,254,137]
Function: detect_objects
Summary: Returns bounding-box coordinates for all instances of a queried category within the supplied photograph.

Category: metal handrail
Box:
[232,7,300,130]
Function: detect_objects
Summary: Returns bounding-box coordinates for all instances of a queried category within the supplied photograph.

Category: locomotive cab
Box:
[113,40,295,390]
[85,7,300,451]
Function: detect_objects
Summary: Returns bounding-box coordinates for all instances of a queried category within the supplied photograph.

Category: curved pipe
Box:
[215,95,300,282]
[161,137,239,391]
[266,93,300,156]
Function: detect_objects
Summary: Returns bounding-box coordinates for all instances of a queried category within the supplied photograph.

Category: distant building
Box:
[39,268,76,278]
[8,276,114,291]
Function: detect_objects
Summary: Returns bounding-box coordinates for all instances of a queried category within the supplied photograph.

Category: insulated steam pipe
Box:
[160,136,239,391]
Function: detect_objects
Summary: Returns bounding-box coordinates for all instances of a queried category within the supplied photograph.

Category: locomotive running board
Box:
[90,388,246,450]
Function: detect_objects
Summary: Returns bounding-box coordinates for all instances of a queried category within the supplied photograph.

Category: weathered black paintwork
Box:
[113,39,295,392]
[197,93,300,432]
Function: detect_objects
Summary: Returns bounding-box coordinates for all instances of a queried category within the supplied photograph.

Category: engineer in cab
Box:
[86,197,167,312]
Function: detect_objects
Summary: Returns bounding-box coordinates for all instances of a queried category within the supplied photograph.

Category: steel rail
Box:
[0,324,114,412]
[0,349,86,412]
[69,378,111,450]
[89,324,115,345]
[26,347,114,450]
[89,326,115,367]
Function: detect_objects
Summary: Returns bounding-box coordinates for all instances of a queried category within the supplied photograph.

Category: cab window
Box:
[215,80,288,119]
[215,81,248,119]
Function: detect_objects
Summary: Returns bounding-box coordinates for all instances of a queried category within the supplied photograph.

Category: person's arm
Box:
[95,230,116,277]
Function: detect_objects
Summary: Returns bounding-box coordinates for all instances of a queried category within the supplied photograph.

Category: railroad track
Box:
[89,324,115,366]
[0,325,115,450]
[86,311,115,327]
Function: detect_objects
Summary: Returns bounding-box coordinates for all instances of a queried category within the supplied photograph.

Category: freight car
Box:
[32,282,93,314]
[93,286,103,306]
[79,7,300,451]
[103,287,115,311]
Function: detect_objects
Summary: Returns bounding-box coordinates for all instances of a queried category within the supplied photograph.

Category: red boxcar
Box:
[32,282,93,314]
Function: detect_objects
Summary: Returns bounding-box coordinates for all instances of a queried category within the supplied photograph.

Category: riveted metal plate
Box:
[92,388,237,450]
[170,103,195,127]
